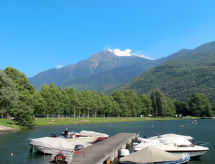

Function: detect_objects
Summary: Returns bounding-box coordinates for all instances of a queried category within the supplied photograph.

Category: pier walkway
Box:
[71,133,137,164]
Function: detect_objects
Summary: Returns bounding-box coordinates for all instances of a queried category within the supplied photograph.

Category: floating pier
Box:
[71,133,137,164]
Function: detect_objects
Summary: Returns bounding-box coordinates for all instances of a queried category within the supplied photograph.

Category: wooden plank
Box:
[71,133,136,164]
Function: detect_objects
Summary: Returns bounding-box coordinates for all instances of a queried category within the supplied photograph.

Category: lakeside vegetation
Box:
[0,67,214,128]
[122,41,215,103]
[0,116,199,130]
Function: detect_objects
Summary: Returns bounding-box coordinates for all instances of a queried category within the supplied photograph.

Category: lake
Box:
[0,119,214,164]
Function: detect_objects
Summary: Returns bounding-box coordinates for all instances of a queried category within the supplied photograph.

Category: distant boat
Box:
[120,146,190,164]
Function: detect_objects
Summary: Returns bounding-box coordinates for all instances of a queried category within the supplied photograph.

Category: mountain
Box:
[122,41,215,102]
[29,50,164,91]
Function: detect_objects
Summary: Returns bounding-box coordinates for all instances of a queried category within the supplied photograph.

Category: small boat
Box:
[148,133,193,141]
[61,130,109,143]
[134,137,209,158]
[29,130,109,154]
[120,146,190,164]
[29,137,91,154]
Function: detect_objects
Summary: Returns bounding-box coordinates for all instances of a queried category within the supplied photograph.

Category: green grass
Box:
[0,116,199,130]
[34,117,185,126]
[0,119,23,129]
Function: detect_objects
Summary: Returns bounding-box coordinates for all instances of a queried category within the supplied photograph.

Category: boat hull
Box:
[120,154,190,164]
[167,150,208,158]
[31,145,53,154]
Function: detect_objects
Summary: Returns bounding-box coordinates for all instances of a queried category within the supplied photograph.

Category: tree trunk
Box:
[73,106,76,118]
[94,108,97,118]
[78,109,80,118]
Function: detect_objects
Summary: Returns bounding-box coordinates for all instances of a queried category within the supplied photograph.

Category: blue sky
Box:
[1,0,215,77]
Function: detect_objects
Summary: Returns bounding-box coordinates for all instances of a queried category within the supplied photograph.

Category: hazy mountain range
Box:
[29,41,215,102]
[29,50,167,91]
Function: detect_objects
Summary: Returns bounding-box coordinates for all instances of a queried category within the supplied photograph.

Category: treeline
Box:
[0,67,214,127]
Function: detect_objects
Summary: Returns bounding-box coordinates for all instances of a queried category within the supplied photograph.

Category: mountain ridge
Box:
[121,41,215,102]
[29,50,162,90]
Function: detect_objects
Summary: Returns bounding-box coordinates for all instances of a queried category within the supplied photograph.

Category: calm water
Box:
[0,119,214,164]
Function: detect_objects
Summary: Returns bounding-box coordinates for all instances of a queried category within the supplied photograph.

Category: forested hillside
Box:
[122,41,215,103]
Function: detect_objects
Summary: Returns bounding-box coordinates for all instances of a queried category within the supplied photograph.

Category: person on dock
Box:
[63,128,69,138]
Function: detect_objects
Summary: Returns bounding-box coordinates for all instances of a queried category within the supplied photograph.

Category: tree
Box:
[112,90,129,116]
[64,88,80,118]
[212,105,215,116]
[150,89,168,116]
[165,97,176,116]
[39,84,64,116]
[188,93,213,117]
[138,94,153,116]
[11,101,35,127]
[0,70,18,118]
[33,91,47,115]
[4,67,35,126]
[174,101,189,116]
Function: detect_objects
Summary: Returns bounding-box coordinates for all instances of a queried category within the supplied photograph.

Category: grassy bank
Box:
[0,116,199,130]
[0,119,23,130]
[34,116,194,126]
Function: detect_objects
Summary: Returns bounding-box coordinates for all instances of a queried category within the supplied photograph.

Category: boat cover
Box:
[158,137,192,146]
[150,133,193,141]
[29,137,91,151]
[120,146,184,163]
[79,130,109,138]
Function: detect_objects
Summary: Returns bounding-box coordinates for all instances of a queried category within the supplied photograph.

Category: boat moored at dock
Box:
[120,146,190,164]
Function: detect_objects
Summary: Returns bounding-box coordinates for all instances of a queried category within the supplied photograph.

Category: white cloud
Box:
[107,48,154,60]
[56,65,64,69]
[108,48,132,57]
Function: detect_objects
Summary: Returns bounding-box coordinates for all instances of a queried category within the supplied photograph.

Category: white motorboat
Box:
[78,130,109,138]
[29,137,92,154]
[134,137,209,158]
[62,130,109,143]
[149,133,193,141]
[29,130,109,154]
[120,146,190,164]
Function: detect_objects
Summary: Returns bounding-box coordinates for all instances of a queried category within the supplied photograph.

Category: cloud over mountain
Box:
[107,48,153,60]
[56,65,64,69]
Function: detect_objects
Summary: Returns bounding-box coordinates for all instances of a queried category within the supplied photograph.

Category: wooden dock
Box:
[71,133,137,164]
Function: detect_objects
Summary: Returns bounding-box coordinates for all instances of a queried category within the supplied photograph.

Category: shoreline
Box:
[0,116,199,131]
[0,125,15,132]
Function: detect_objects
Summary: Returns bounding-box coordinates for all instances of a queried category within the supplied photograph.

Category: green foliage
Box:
[165,98,176,116]
[137,94,153,116]
[122,41,215,103]
[4,67,35,127]
[150,89,175,116]
[33,91,46,115]
[174,101,189,116]
[38,84,64,116]
[3,66,215,130]
[0,70,18,118]
[188,93,212,117]
[11,101,35,127]
[112,90,138,117]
